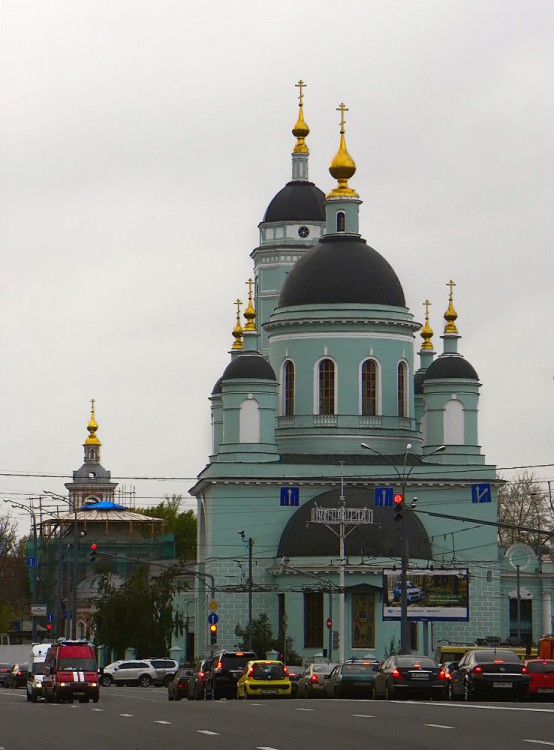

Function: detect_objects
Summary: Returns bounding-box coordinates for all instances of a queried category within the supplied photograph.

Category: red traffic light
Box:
[90,543,98,551]
[393,494,403,505]
[46,623,52,631]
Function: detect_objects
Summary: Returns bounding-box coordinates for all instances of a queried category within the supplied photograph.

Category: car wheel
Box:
[138,674,152,688]
[45,691,54,704]
[464,680,475,702]
[100,675,112,687]
[163,675,173,688]
[385,682,393,700]
[168,691,174,701]
[92,696,99,704]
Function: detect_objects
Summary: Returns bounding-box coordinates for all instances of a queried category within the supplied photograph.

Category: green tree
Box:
[138,495,197,559]
[91,563,186,657]
[498,471,553,548]
[235,612,279,658]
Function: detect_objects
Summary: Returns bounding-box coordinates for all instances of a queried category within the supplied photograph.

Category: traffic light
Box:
[46,623,52,633]
[209,623,218,646]
[89,542,98,562]
[332,630,339,650]
[393,494,404,521]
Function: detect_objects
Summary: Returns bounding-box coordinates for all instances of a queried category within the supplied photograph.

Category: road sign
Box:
[31,605,47,616]
[326,617,332,630]
[207,613,219,625]
[47,613,55,623]
[207,599,219,612]
[471,483,491,503]
[26,556,36,568]
[374,488,393,507]
[280,487,299,506]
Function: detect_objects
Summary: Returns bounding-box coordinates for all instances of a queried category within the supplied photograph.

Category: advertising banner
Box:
[382,568,469,622]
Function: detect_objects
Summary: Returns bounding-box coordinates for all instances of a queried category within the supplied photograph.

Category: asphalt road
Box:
[0,686,552,750]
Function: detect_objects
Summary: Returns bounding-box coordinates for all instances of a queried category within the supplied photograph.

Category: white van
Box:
[26,643,51,702]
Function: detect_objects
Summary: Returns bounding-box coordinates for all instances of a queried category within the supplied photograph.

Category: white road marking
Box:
[198,730,220,736]
[352,714,375,718]
[295,707,315,711]
[523,742,554,746]
[91,708,103,711]
[119,713,134,717]
[154,721,171,725]
[425,724,454,729]
[257,747,281,749]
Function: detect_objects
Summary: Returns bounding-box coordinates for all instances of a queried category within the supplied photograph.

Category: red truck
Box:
[43,640,99,704]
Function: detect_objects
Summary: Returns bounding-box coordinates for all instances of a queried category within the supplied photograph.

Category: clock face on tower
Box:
[298,226,310,238]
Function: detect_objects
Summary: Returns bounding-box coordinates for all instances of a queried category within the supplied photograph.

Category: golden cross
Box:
[337,102,348,132]
[90,398,95,414]
[447,279,456,299]
[423,299,431,320]
[235,298,242,320]
[295,79,306,107]
[246,278,254,302]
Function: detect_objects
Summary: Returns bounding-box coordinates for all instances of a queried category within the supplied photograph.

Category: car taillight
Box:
[283,667,289,676]
[17,671,23,676]
[392,669,402,680]
[216,661,223,670]
[471,666,483,674]
[178,681,185,688]
[310,674,319,684]
[522,666,528,674]
[199,672,205,678]
[248,667,255,676]
[437,670,447,681]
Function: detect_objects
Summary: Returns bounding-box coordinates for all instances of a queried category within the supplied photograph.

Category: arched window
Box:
[336,211,346,232]
[361,359,378,416]
[318,358,335,415]
[283,360,295,416]
[444,399,464,444]
[239,398,260,442]
[397,361,407,418]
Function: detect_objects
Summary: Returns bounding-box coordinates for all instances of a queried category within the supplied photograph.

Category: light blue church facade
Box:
[188,90,553,661]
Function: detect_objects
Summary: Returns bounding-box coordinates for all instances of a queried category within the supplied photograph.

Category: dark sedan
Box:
[167,668,193,701]
[285,666,303,698]
[449,649,529,701]
[324,661,380,699]
[372,655,446,700]
[187,659,211,701]
[0,663,11,686]
[4,663,28,689]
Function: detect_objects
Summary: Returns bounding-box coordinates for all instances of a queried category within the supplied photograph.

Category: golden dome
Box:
[327,102,358,198]
[85,399,100,445]
[420,299,434,350]
[292,79,310,154]
[231,298,244,350]
[444,280,459,334]
[243,278,256,331]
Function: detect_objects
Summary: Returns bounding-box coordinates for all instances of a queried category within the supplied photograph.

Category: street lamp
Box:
[43,491,79,639]
[4,498,40,641]
[360,442,445,654]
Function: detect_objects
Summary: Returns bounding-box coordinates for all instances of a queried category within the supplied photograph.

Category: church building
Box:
[190,84,550,660]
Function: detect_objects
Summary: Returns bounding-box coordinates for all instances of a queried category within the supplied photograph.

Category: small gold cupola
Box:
[420,299,434,350]
[292,79,310,154]
[243,278,257,332]
[327,103,359,199]
[444,279,459,334]
[231,298,244,350]
[85,399,100,445]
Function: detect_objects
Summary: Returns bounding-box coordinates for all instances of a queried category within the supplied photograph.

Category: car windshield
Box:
[31,663,45,675]
[222,655,255,669]
[342,664,377,674]
[527,661,554,674]
[396,657,437,668]
[58,658,97,671]
[474,650,521,663]
[313,664,332,673]
[251,663,286,679]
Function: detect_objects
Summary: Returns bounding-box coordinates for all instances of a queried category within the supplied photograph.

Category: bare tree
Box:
[497,471,554,548]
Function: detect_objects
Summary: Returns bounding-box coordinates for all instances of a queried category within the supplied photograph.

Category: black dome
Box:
[263,181,325,223]
[277,487,431,559]
[424,355,478,381]
[278,235,405,307]
[221,351,276,381]
[414,371,425,395]
[212,377,223,395]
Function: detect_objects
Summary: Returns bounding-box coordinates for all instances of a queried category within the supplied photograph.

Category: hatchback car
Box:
[296,663,337,699]
[187,658,211,700]
[392,581,424,603]
[324,660,380,699]
[145,658,179,687]
[167,667,193,701]
[204,650,257,700]
[372,655,446,700]
[448,649,529,701]
[524,659,554,700]
[4,663,28,689]
[100,660,158,687]
[236,660,291,699]
[0,663,11,686]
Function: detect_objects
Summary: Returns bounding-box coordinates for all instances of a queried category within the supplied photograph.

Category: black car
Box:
[4,663,28,689]
[204,650,257,700]
[187,659,211,700]
[448,649,529,701]
[0,663,11,686]
[285,665,303,698]
[167,668,193,701]
[372,655,446,700]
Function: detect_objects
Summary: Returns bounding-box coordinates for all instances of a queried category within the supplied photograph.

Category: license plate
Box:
[538,688,554,693]
[261,689,277,694]
[493,682,512,688]
[411,673,429,679]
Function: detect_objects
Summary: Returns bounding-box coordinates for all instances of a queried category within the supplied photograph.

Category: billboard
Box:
[382,568,469,622]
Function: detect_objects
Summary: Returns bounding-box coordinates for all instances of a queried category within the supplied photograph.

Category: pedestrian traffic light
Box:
[209,623,218,646]
[89,542,97,562]
[393,494,404,521]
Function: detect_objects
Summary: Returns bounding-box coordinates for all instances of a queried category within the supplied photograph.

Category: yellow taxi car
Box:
[236,660,291,699]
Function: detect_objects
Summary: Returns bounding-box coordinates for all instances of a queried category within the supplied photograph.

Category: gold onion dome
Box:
[243,278,256,332]
[327,102,358,198]
[420,299,434,350]
[444,279,459,334]
[292,79,310,154]
[85,399,100,445]
[231,298,244,350]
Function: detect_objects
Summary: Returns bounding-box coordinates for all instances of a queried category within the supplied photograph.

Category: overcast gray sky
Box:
[0,1,552,534]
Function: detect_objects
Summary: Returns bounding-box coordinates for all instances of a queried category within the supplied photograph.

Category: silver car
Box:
[145,658,180,687]
[297,663,337,698]
[100,660,157,687]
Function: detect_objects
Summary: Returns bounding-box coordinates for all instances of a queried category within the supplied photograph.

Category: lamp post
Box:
[4,498,40,641]
[360,442,445,654]
[44,491,79,639]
